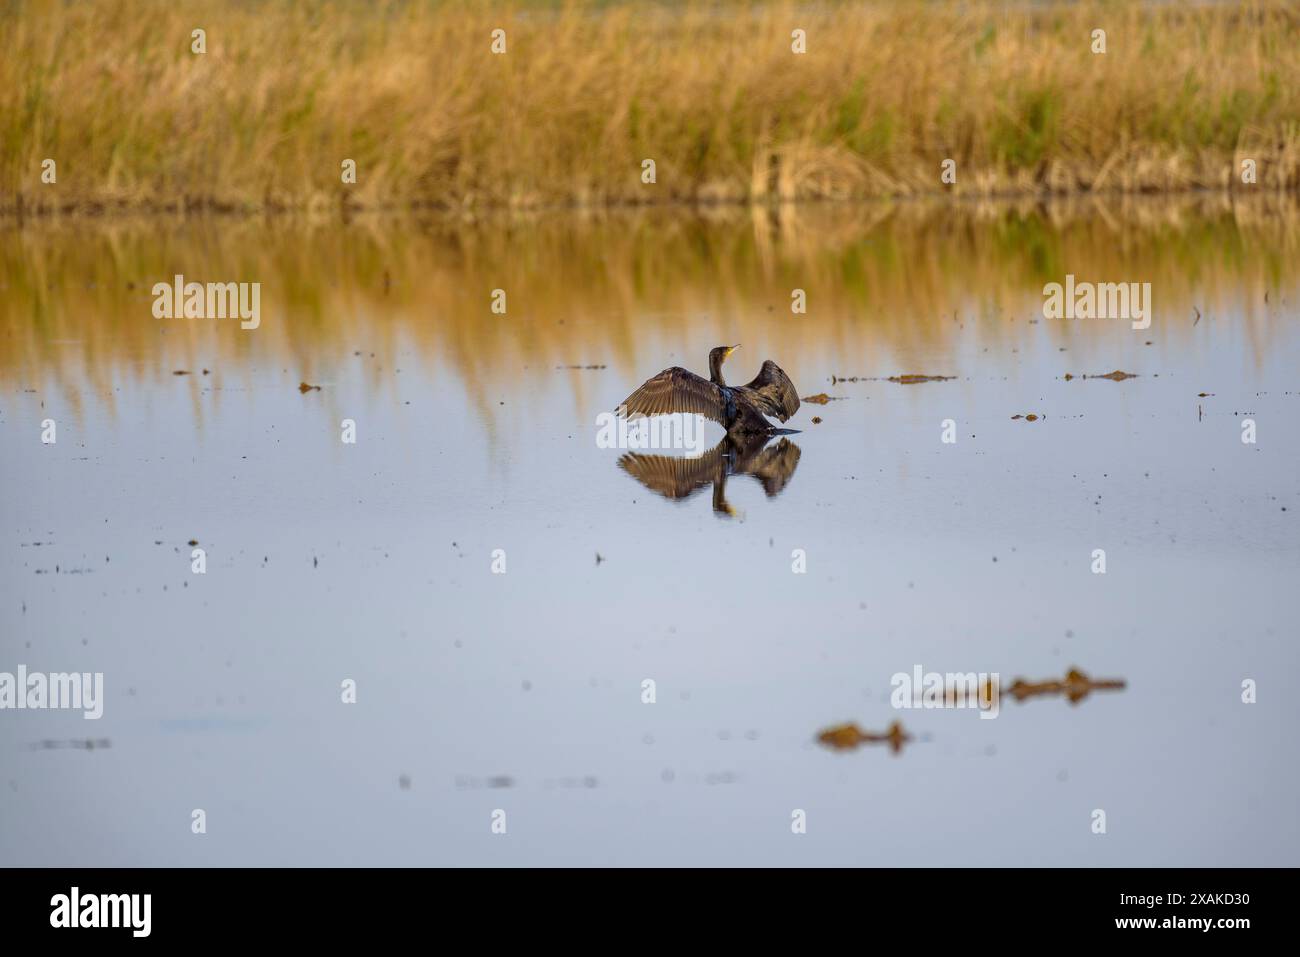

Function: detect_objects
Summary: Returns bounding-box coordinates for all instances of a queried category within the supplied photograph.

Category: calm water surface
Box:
[2,198,1298,865]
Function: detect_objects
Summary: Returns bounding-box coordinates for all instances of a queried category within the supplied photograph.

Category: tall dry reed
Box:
[2,0,1298,213]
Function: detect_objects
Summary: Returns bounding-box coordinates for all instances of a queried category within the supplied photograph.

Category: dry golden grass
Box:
[2,0,1299,214]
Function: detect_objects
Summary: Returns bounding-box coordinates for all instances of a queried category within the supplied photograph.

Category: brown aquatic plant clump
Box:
[1091,370,1138,381]
[817,720,910,754]
[1004,668,1126,705]
[802,393,833,404]
[1067,370,1138,381]
[298,382,321,393]
[888,375,955,385]
[3,0,1299,215]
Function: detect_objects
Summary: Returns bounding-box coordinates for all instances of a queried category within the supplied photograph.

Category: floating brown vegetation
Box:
[4,0,1298,216]
[832,374,956,384]
[1003,668,1127,705]
[298,382,321,393]
[888,375,955,385]
[802,393,835,405]
[1011,413,1042,421]
[1065,371,1137,381]
[817,720,910,754]
[819,667,1124,757]
[811,416,823,424]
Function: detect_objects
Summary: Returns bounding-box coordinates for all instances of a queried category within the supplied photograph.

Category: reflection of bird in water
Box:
[616,345,800,436]
[618,433,801,518]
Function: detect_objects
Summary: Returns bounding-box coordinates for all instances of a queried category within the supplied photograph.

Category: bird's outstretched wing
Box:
[616,367,726,424]
[738,360,800,422]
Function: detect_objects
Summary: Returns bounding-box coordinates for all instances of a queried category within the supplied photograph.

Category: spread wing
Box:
[616,367,726,424]
[738,360,800,422]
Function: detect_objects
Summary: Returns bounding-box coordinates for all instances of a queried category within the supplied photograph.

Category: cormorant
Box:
[616,345,800,436]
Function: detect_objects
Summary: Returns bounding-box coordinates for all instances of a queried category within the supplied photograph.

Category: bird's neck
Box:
[709,357,727,386]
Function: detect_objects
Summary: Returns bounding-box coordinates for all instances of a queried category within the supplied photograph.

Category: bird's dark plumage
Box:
[618,366,728,425]
[739,359,801,423]
[616,345,800,435]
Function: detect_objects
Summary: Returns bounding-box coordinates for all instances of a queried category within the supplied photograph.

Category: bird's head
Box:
[708,344,740,365]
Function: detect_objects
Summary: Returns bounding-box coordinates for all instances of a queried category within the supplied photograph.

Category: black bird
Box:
[616,345,800,436]
[618,433,802,518]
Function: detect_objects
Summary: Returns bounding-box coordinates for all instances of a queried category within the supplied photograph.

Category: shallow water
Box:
[2,198,1298,865]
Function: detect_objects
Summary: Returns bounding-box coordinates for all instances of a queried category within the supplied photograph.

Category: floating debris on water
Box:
[811,416,822,424]
[298,381,321,393]
[888,374,954,385]
[1003,667,1126,705]
[830,374,953,385]
[818,669,1124,755]
[1066,370,1137,381]
[1011,414,1042,421]
[802,393,842,404]
[817,720,910,754]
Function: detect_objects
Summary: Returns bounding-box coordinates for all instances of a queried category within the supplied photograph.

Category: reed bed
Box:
[2,0,1298,215]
